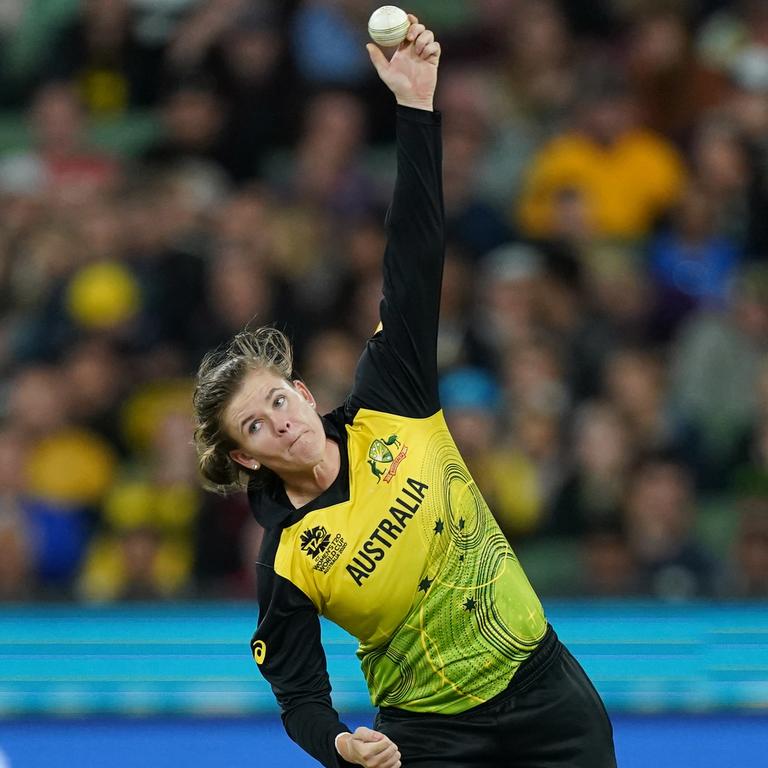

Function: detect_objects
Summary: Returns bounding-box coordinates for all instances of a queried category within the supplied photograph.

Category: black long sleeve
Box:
[251,560,355,768]
[349,106,444,419]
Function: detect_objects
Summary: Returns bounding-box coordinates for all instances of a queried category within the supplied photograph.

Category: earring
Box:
[253,463,259,470]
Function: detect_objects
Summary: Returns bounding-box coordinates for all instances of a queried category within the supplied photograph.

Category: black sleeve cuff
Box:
[396,104,441,124]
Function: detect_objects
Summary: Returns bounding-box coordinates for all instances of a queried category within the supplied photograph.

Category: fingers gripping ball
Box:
[368,5,409,47]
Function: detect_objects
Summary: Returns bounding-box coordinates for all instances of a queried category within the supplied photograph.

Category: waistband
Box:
[503,622,560,695]
[379,623,561,719]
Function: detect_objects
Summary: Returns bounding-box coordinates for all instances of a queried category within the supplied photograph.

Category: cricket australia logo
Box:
[368,434,408,483]
[300,525,347,574]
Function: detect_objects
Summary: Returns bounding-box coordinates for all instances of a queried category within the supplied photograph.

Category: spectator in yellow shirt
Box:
[517,71,687,241]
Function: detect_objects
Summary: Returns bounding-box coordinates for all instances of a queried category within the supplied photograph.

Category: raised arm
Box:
[349,16,444,419]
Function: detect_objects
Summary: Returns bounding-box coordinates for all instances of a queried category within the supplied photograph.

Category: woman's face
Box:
[224,368,326,477]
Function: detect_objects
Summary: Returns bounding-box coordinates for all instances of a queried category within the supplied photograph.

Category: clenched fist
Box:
[336,726,402,768]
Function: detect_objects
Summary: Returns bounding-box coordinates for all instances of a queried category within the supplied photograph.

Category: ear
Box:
[229,448,258,471]
[293,379,316,409]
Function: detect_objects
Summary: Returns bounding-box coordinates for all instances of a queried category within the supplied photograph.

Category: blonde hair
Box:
[192,327,293,494]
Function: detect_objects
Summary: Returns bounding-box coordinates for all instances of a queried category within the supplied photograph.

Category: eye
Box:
[274,395,286,408]
[248,420,262,435]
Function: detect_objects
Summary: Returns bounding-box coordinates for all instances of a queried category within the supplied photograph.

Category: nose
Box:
[274,418,291,435]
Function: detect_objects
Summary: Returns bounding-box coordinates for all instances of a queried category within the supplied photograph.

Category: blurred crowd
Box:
[1,0,768,603]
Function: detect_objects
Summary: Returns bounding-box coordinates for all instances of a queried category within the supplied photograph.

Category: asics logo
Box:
[253,640,266,665]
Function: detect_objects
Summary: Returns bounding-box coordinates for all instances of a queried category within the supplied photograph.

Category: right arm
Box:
[349,16,444,420]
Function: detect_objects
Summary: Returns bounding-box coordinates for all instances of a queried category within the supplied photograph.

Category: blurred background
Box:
[0,0,767,765]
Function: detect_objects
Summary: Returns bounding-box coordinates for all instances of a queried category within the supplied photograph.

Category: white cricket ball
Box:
[368,5,409,48]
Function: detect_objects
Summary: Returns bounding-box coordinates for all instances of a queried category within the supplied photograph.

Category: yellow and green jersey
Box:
[248,107,546,768]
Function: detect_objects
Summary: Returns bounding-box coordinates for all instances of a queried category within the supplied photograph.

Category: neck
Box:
[282,437,341,508]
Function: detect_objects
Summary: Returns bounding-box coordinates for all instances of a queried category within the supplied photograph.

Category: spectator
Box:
[0,0,25,96]
[289,0,370,87]
[671,263,768,486]
[603,346,689,460]
[194,490,255,598]
[723,498,768,597]
[267,89,377,218]
[187,240,276,362]
[535,244,611,401]
[468,1,576,219]
[623,456,716,599]
[625,6,726,143]
[78,402,199,602]
[213,5,298,181]
[439,66,514,258]
[6,365,117,596]
[582,243,656,349]
[696,0,768,80]
[298,328,359,415]
[579,528,640,597]
[164,0,249,75]
[515,403,566,516]
[465,242,544,372]
[45,0,165,114]
[550,401,634,537]
[436,249,475,371]
[121,165,222,357]
[61,338,129,454]
[165,1,297,181]
[0,81,121,207]
[323,214,386,331]
[729,361,768,496]
[141,75,236,181]
[516,68,686,241]
[501,335,569,421]
[723,46,768,258]
[0,426,34,601]
[0,506,33,601]
[648,181,742,340]
[3,219,84,363]
[689,117,753,251]
[497,0,576,129]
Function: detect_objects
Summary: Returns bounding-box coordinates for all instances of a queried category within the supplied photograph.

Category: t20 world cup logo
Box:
[300,526,331,559]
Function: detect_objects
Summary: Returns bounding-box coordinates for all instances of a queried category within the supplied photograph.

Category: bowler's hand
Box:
[367,14,440,111]
[336,726,402,768]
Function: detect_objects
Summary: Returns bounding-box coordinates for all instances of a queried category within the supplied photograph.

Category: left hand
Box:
[336,726,401,767]
[366,14,441,111]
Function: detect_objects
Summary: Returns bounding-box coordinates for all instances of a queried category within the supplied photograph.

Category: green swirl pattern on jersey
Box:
[359,427,547,714]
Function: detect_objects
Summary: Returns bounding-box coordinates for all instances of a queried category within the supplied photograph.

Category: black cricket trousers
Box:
[375,626,617,767]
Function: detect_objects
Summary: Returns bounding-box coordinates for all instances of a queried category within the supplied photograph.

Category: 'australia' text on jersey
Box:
[346,477,429,586]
